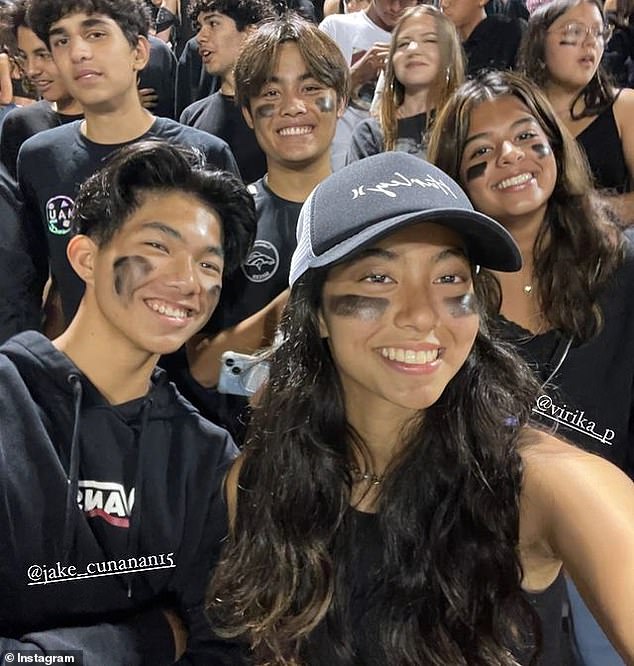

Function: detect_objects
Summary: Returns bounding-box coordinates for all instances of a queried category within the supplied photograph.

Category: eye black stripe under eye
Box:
[466,162,486,181]
[531,143,551,158]
[327,295,389,320]
[444,293,478,318]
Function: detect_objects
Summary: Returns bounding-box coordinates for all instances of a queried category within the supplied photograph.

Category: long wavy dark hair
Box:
[208,261,543,665]
[427,70,625,342]
[518,0,615,119]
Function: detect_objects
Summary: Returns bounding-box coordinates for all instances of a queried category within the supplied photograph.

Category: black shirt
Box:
[139,36,178,120]
[0,164,41,341]
[0,101,83,180]
[181,91,266,184]
[303,509,568,665]
[208,176,303,332]
[463,15,526,76]
[576,99,630,193]
[175,37,218,118]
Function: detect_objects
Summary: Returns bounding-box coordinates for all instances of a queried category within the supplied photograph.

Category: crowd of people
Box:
[0,0,633,664]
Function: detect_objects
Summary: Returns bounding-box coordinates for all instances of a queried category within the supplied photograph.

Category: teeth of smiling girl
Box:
[496,173,533,190]
[380,348,439,364]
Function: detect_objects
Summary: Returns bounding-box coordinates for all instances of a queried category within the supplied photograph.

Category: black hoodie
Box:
[0,331,241,664]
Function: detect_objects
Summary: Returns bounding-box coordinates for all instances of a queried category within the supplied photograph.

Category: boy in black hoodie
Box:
[0,141,255,664]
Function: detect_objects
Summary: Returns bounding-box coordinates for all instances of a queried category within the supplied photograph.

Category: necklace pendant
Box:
[523,284,533,295]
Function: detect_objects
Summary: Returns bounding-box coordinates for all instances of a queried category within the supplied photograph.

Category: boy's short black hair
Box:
[72,141,256,277]
[189,0,274,32]
[27,0,150,48]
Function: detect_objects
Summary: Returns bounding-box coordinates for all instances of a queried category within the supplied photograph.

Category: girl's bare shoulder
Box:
[518,427,634,521]
[519,427,604,471]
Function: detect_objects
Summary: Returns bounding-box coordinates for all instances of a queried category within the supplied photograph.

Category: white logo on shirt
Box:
[46,195,75,235]
[242,240,280,283]
[77,480,135,529]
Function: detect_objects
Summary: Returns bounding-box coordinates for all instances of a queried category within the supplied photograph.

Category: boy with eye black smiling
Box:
[185,15,349,438]
[0,141,255,663]
[17,0,240,333]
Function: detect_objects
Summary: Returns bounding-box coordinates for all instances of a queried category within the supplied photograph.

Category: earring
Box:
[445,66,451,84]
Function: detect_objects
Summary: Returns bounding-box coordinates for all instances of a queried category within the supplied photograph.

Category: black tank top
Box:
[303,509,568,665]
[576,98,630,193]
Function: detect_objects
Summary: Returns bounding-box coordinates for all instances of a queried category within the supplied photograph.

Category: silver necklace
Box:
[348,464,384,486]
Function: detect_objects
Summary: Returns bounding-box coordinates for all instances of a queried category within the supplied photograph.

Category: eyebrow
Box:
[433,247,468,264]
[344,247,396,267]
[49,17,112,38]
[344,245,467,267]
[198,11,221,22]
[140,222,224,257]
[265,72,317,85]
[398,31,438,39]
[463,116,538,149]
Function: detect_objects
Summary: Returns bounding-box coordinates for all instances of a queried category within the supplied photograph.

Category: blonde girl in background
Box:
[346,5,464,162]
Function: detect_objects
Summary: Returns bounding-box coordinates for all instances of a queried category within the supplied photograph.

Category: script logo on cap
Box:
[351,171,458,200]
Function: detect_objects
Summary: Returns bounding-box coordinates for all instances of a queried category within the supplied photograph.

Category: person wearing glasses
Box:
[519,0,634,223]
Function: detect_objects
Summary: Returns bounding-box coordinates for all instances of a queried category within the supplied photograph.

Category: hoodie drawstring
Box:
[62,374,83,563]
[126,398,153,598]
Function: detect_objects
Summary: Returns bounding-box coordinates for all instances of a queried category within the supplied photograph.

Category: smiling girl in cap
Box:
[207,152,634,665]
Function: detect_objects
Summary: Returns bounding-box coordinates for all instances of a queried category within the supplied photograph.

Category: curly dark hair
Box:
[427,70,625,342]
[1,0,29,40]
[189,0,274,31]
[518,0,615,119]
[72,140,256,276]
[27,0,150,48]
[207,260,543,664]
[0,0,29,79]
